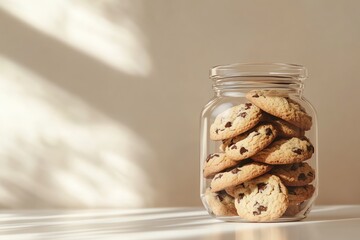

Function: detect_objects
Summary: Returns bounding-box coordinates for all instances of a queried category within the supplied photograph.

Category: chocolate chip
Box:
[230,145,237,150]
[298,173,307,181]
[214,173,223,180]
[288,188,296,195]
[217,194,224,202]
[257,183,267,193]
[258,205,267,212]
[253,205,267,215]
[307,144,314,153]
[245,103,252,110]
[292,148,303,155]
[237,193,245,202]
[253,93,259,98]
[239,112,247,118]
[278,184,283,193]
[206,153,219,162]
[265,128,272,136]
[225,122,232,128]
[215,129,219,134]
[307,171,314,177]
[240,147,248,155]
[290,163,300,171]
[231,168,241,174]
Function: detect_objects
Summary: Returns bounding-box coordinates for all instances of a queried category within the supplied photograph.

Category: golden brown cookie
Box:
[221,123,277,161]
[246,90,312,130]
[252,137,314,165]
[233,174,289,222]
[271,162,315,186]
[205,188,237,216]
[203,153,238,178]
[210,161,272,192]
[287,185,315,204]
[262,113,305,138]
[210,103,263,140]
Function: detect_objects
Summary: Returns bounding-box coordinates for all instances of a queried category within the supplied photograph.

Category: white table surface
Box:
[0,205,359,240]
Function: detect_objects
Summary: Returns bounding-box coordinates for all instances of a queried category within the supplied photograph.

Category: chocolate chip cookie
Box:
[287,185,315,204]
[205,188,237,216]
[283,185,315,217]
[233,174,289,222]
[221,123,277,161]
[210,103,263,140]
[203,153,238,178]
[224,184,242,198]
[252,137,314,165]
[262,113,305,138]
[283,203,304,217]
[271,162,315,186]
[210,161,272,192]
[246,90,312,130]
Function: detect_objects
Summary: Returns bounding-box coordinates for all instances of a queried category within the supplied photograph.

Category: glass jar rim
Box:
[210,63,308,81]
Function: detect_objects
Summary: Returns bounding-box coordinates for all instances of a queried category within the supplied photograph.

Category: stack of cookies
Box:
[203,90,316,222]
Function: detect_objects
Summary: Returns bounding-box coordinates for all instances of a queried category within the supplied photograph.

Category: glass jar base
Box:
[215,215,306,223]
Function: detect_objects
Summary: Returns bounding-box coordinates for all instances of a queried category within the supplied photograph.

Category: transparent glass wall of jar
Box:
[200,63,318,222]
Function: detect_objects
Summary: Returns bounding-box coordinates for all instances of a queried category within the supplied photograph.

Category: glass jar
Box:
[200,63,318,222]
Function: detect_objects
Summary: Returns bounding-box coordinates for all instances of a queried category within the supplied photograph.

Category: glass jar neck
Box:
[212,76,304,97]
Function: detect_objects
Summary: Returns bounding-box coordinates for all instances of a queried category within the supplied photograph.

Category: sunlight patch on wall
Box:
[0,0,151,76]
[0,56,156,208]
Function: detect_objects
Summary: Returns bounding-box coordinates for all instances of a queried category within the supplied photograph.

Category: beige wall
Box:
[0,0,359,208]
